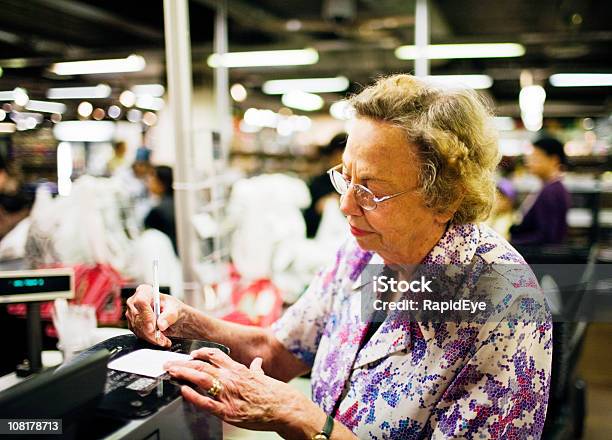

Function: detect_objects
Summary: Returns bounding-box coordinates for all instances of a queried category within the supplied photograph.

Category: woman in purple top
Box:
[126,75,551,439]
[511,137,571,246]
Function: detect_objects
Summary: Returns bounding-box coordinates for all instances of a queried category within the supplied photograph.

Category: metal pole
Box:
[212,0,230,269]
[415,0,430,77]
[163,0,199,304]
[214,0,232,159]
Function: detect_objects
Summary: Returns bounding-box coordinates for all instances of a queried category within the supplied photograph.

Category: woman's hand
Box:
[165,347,315,435]
[125,284,185,347]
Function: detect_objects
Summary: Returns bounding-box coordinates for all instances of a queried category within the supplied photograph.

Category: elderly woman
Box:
[127,75,551,439]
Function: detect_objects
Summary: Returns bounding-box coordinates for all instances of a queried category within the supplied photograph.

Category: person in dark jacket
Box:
[144,165,177,253]
[510,136,571,245]
[303,133,346,238]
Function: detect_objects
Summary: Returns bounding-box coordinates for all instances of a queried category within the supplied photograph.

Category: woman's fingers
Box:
[164,359,218,376]
[249,357,264,374]
[167,365,214,392]
[126,284,175,347]
[190,347,235,369]
[157,295,180,331]
[181,385,225,416]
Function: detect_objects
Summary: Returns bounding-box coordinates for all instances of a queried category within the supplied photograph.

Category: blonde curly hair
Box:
[349,74,501,224]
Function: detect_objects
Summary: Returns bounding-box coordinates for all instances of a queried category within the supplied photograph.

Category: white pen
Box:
[153,259,160,342]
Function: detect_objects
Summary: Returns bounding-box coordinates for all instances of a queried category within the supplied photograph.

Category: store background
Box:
[0,1,610,439]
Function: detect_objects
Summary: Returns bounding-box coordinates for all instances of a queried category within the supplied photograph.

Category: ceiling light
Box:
[207,48,318,68]
[230,83,247,102]
[0,67,3,78]
[131,84,165,97]
[50,54,146,75]
[53,121,115,142]
[107,105,121,119]
[126,109,142,123]
[119,90,136,107]
[142,112,158,126]
[92,108,105,120]
[9,111,43,125]
[549,73,612,87]
[519,85,546,132]
[0,91,14,101]
[13,88,29,106]
[25,100,67,114]
[395,43,525,60]
[47,84,111,99]
[77,101,93,118]
[424,75,493,89]
[136,96,164,111]
[281,91,324,112]
[244,108,278,128]
[263,76,349,94]
[0,109,5,121]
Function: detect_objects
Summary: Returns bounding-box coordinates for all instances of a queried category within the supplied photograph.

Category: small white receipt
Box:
[108,349,191,378]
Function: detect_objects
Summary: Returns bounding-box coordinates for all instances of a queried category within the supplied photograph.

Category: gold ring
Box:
[208,377,223,398]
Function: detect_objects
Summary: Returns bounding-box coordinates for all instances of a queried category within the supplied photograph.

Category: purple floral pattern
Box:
[272,223,551,439]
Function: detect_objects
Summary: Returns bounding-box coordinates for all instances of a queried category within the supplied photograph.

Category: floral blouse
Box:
[272,223,551,439]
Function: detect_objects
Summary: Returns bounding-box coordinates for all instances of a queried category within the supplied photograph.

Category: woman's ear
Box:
[434,194,464,225]
[434,209,455,225]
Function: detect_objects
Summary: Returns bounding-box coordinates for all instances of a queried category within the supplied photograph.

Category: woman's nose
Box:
[339,185,362,217]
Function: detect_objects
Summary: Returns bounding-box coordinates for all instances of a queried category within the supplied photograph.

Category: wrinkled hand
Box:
[165,348,301,433]
[125,284,185,347]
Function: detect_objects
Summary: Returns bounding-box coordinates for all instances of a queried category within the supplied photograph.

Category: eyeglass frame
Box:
[326,164,414,211]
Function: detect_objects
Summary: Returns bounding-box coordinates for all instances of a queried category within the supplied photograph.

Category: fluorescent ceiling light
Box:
[207,48,318,68]
[53,121,115,142]
[230,83,248,102]
[424,74,493,89]
[47,84,111,99]
[263,76,349,94]
[50,54,145,75]
[0,90,14,100]
[25,100,66,114]
[281,90,324,112]
[0,88,28,104]
[549,73,612,87]
[135,96,164,111]
[395,43,525,60]
[131,84,165,97]
[10,111,43,124]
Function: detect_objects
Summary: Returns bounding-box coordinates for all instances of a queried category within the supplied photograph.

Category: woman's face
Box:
[340,117,448,265]
[526,147,558,180]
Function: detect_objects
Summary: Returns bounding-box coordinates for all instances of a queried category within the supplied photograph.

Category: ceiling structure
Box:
[0,0,610,117]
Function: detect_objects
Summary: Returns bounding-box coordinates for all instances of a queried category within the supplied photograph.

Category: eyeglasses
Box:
[327,164,414,211]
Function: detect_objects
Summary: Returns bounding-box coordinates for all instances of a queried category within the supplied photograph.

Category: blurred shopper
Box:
[303,133,346,237]
[486,178,517,240]
[144,165,176,253]
[105,141,128,176]
[0,156,33,242]
[510,136,570,245]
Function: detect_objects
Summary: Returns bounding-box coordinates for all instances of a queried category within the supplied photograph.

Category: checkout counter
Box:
[0,334,225,439]
[0,269,225,439]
